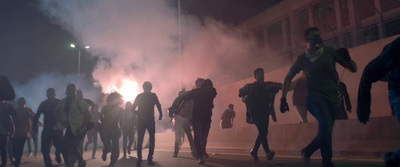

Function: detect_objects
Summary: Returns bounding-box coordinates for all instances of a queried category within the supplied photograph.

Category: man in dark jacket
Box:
[239,68,281,162]
[182,79,217,164]
[357,37,400,167]
[33,88,63,167]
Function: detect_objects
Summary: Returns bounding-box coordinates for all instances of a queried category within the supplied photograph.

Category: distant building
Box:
[238,0,400,64]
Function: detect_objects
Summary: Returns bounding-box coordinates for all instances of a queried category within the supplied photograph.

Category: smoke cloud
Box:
[37,0,271,107]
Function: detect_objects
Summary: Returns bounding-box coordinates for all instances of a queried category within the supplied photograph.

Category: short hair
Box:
[254,68,264,76]
[195,78,205,88]
[17,97,26,105]
[143,81,152,91]
[228,104,234,108]
[304,27,319,39]
[105,92,122,105]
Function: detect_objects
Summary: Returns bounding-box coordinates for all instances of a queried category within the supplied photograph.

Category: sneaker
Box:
[92,156,96,159]
[173,153,178,158]
[198,156,206,164]
[250,149,259,162]
[28,152,34,157]
[34,153,38,159]
[55,155,62,164]
[301,149,310,167]
[266,152,275,161]
[147,160,155,166]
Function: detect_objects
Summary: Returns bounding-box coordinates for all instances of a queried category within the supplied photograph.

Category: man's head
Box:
[76,90,83,99]
[0,75,15,101]
[46,88,56,99]
[305,27,323,52]
[254,68,264,82]
[143,81,152,92]
[195,78,205,88]
[228,104,234,110]
[65,84,76,98]
[17,97,26,108]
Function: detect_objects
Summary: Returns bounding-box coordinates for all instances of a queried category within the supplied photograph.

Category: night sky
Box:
[0,0,282,84]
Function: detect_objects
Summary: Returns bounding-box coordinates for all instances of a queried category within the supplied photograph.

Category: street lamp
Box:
[70,43,90,88]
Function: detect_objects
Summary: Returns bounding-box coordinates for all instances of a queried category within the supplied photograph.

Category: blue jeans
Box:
[304,95,338,167]
[389,89,400,164]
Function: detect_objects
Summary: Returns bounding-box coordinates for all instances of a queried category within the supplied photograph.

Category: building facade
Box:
[239,0,400,60]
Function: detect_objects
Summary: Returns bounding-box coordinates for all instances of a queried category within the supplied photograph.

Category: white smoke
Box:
[38,0,265,106]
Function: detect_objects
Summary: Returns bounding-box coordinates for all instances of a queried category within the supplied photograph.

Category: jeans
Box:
[192,118,211,158]
[84,129,98,158]
[41,129,63,167]
[101,131,120,166]
[0,134,8,167]
[61,128,86,167]
[122,128,135,156]
[174,115,195,155]
[389,89,400,164]
[304,95,338,167]
[12,137,27,167]
[137,120,155,160]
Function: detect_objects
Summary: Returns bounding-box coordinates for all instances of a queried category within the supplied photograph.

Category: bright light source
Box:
[70,44,76,48]
[85,46,90,49]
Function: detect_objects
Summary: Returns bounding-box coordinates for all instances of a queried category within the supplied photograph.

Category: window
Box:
[267,21,283,50]
[362,24,379,44]
[313,0,337,34]
[385,17,400,37]
[357,0,375,20]
[380,0,400,12]
[340,0,350,26]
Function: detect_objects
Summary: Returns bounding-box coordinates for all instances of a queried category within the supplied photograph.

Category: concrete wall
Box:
[211,35,399,129]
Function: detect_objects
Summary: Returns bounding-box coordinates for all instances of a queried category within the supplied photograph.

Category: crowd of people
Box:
[0,26,399,167]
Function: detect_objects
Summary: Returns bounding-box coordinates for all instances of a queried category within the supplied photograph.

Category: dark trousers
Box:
[12,137,27,167]
[252,116,271,154]
[389,90,400,163]
[84,129,98,158]
[304,95,338,167]
[41,129,63,167]
[27,132,38,154]
[122,128,135,156]
[61,128,86,167]
[101,132,120,166]
[0,134,8,167]
[192,119,211,158]
[137,120,155,160]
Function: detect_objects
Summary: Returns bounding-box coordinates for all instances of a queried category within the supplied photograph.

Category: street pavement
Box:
[8,147,385,167]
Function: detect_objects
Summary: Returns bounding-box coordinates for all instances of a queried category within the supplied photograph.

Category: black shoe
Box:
[385,152,399,167]
[204,153,209,159]
[127,147,131,155]
[78,160,86,167]
[136,159,142,167]
[148,160,155,166]
[250,149,259,162]
[55,155,62,164]
[102,152,107,161]
[173,153,178,157]
[266,152,275,161]
[301,149,310,167]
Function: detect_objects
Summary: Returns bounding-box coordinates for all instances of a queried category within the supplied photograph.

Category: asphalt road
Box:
[8,148,385,167]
